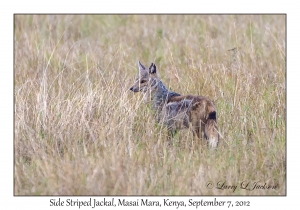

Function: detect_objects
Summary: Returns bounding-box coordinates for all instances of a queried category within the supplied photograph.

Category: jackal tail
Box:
[204,111,219,149]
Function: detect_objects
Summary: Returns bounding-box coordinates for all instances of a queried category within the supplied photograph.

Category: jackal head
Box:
[130,61,159,102]
[130,61,158,93]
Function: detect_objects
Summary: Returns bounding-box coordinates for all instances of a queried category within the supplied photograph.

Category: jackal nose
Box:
[129,87,133,91]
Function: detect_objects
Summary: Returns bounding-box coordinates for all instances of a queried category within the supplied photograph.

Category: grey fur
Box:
[130,61,219,148]
[147,77,191,133]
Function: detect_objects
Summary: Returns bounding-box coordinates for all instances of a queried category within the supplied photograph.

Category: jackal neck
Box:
[150,78,181,111]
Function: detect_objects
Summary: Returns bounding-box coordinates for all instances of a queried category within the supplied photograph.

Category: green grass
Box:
[14,14,286,195]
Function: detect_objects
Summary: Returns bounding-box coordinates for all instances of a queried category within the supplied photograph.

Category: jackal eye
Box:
[141,80,147,84]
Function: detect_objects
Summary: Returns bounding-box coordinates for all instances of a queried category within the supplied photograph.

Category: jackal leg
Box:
[167,128,177,146]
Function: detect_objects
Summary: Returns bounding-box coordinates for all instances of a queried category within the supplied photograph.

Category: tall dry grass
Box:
[14,15,286,195]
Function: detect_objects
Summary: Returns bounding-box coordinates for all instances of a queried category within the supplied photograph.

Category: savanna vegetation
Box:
[14,15,286,195]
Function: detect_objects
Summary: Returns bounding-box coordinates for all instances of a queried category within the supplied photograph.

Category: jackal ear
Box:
[149,63,157,74]
[138,61,146,71]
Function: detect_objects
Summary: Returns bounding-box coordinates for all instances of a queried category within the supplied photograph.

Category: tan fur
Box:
[130,61,220,149]
[169,95,219,147]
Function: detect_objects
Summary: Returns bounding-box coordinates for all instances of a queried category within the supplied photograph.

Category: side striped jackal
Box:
[130,61,219,149]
